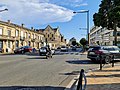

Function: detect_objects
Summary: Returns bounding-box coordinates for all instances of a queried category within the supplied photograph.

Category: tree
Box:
[72,41,76,46]
[80,38,87,47]
[93,0,120,45]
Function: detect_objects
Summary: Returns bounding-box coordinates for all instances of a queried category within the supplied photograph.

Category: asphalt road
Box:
[0,51,100,90]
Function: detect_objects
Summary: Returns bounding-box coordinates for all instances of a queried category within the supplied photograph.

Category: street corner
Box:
[86,66,120,90]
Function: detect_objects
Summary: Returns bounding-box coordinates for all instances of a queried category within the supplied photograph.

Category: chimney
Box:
[8,20,10,24]
[31,27,34,30]
[21,23,24,27]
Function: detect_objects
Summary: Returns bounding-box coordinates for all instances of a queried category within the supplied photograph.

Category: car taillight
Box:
[95,50,103,54]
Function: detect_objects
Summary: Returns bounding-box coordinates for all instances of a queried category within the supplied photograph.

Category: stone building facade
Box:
[36,25,66,49]
[0,20,45,53]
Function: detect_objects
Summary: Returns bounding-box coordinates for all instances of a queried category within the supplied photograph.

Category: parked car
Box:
[39,46,52,58]
[60,46,68,52]
[72,46,76,51]
[87,46,120,63]
[14,46,32,54]
[0,48,4,53]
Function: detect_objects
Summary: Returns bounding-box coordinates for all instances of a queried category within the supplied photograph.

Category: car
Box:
[0,48,4,53]
[60,46,68,52]
[72,46,76,51]
[87,46,120,63]
[14,46,32,54]
[39,46,52,58]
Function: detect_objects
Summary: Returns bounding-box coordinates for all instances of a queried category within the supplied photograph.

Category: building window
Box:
[8,30,11,37]
[0,28,3,35]
[52,34,54,37]
[21,31,23,37]
[28,41,31,46]
[28,33,30,38]
[8,41,10,48]
[16,30,19,37]
[0,40,3,48]
[32,34,34,39]
[48,34,49,37]
[25,32,27,38]
[16,40,19,48]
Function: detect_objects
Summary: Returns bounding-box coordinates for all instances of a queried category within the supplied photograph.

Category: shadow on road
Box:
[66,60,99,65]
[27,56,47,59]
[0,86,65,90]
[59,71,80,76]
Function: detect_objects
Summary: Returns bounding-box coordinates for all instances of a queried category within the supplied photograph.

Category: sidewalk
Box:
[68,65,120,90]
[0,52,14,55]
[86,66,120,90]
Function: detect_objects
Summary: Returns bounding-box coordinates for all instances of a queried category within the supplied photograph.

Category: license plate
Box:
[89,52,95,54]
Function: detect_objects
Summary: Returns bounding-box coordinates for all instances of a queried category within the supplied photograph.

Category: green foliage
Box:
[79,38,87,46]
[72,41,76,46]
[93,0,120,29]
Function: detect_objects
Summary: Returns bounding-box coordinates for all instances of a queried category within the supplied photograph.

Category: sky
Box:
[0,0,101,42]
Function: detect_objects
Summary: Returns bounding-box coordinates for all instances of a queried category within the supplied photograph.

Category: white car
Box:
[61,46,68,52]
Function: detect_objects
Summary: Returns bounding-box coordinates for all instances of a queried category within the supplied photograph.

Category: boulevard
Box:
[0,50,100,89]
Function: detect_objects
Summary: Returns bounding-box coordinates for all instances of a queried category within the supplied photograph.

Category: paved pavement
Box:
[70,63,120,90]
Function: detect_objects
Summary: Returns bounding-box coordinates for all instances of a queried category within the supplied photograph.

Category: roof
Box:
[0,20,44,35]
[37,25,59,33]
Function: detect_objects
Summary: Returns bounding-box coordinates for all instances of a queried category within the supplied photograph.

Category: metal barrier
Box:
[100,54,114,70]
[77,69,87,90]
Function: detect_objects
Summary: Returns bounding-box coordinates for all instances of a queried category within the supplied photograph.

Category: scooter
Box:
[46,50,52,59]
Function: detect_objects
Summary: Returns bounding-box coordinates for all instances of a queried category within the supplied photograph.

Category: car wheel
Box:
[21,51,24,54]
[105,56,110,64]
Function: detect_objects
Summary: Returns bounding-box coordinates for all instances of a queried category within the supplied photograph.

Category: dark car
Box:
[72,46,76,51]
[87,46,120,63]
[0,48,4,53]
[39,46,52,58]
[14,46,32,54]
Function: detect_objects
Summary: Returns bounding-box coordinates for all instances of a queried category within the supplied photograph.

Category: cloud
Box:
[75,3,88,7]
[47,0,87,8]
[0,0,74,27]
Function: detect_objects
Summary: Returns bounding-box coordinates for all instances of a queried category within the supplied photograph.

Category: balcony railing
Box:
[0,35,16,41]
[31,38,36,42]
[20,36,25,41]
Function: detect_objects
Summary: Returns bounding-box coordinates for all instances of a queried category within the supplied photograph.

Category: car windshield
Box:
[24,46,31,48]
[89,46,101,50]
[103,46,120,51]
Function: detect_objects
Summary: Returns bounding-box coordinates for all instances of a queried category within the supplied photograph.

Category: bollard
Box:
[100,55,102,70]
[112,55,114,67]
[77,69,84,90]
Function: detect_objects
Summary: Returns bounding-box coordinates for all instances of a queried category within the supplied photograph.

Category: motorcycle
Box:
[39,46,53,59]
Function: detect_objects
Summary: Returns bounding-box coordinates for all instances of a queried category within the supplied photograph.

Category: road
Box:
[0,51,100,90]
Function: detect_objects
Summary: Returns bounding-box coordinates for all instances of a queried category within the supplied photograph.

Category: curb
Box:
[0,53,14,55]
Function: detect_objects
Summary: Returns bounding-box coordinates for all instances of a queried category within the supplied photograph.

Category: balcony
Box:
[20,36,25,41]
[31,38,35,42]
[0,35,16,41]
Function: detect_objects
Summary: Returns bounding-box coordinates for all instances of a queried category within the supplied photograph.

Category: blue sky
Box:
[0,0,101,42]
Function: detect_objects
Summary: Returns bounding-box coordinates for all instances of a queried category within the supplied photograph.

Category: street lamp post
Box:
[73,10,89,45]
[0,8,8,12]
